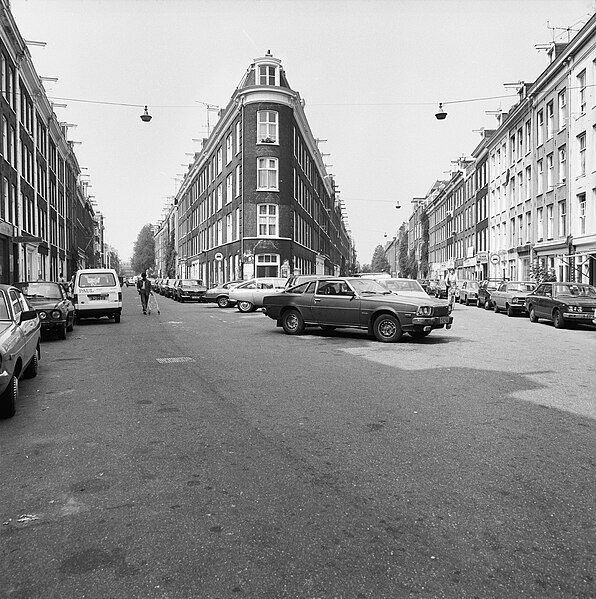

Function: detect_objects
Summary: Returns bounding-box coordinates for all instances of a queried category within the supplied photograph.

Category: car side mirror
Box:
[19,309,38,324]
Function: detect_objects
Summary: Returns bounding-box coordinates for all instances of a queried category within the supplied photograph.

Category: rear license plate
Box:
[89,294,108,301]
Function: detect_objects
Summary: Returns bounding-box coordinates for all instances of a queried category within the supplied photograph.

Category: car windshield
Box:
[349,279,391,294]
[382,280,425,293]
[17,282,62,299]
[508,282,534,292]
[180,280,203,286]
[555,284,596,298]
[79,273,117,287]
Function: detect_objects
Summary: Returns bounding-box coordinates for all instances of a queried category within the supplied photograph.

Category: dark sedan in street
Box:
[263,277,453,342]
[16,281,75,339]
[173,279,207,303]
[525,281,596,329]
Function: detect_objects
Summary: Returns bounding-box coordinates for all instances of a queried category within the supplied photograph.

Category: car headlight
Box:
[417,306,433,316]
[39,311,47,320]
[52,310,62,319]
[566,305,582,313]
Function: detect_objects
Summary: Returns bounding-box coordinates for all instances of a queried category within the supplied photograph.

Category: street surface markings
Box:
[156,357,195,364]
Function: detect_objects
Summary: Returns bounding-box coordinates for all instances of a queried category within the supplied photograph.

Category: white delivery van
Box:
[73,268,122,323]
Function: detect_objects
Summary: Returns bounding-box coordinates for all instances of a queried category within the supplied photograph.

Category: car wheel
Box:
[484,300,491,310]
[23,350,39,379]
[114,314,121,323]
[465,296,471,306]
[553,309,565,329]
[58,323,67,340]
[373,314,402,343]
[237,301,254,313]
[528,306,538,323]
[179,297,184,303]
[409,330,431,339]
[0,375,18,419]
[217,296,230,308]
[282,309,305,335]
[506,304,515,317]
[493,303,499,313]
[476,299,481,307]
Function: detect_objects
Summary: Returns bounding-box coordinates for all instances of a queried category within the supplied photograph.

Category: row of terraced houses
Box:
[0,0,101,285]
[397,14,596,286]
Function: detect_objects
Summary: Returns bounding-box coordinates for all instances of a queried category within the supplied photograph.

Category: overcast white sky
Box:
[11,0,594,264]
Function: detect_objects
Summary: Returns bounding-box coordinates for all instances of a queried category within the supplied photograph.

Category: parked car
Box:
[16,281,75,339]
[434,280,448,299]
[262,277,453,342]
[204,280,244,308]
[152,278,162,293]
[477,279,502,310]
[0,284,41,418]
[525,282,596,329]
[162,279,177,298]
[417,280,431,294]
[229,277,287,312]
[491,281,535,316]
[457,280,480,305]
[173,279,207,302]
[73,268,122,323]
[378,278,429,298]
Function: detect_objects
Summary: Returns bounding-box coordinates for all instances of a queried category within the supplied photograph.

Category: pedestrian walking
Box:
[137,272,152,314]
[445,267,457,309]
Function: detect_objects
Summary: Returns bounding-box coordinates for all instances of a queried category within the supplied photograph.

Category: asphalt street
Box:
[1,288,594,599]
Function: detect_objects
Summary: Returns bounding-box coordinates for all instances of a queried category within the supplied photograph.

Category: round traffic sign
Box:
[214,252,223,262]
[490,254,500,265]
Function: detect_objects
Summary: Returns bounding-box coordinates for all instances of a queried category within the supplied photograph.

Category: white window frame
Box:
[257,204,278,237]
[537,207,543,241]
[235,121,241,155]
[547,153,554,189]
[226,134,233,165]
[257,110,279,144]
[578,133,586,176]
[578,70,586,114]
[546,101,554,140]
[558,89,567,131]
[558,147,566,184]
[226,174,233,204]
[258,64,279,86]
[546,204,553,239]
[578,193,586,235]
[536,110,544,146]
[558,200,566,237]
[257,158,279,191]
[537,159,544,195]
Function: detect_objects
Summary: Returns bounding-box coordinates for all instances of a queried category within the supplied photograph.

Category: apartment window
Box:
[558,146,566,184]
[525,120,531,153]
[226,134,233,164]
[537,207,543,241]
[257,158,278,190]
[226,173,233,204]
[257,111,278,143]
[518,173,523,203]
[235,121,241,154]
[510,133,516,162]
[217,219,222,246]
[546,204,553,239]
[235,165,241,197]
[536,110,544,146]
[558,201,566,237]
[546,101,554,139]
[578,70,586,114]
[547,153,554,189]
[578,193,586,235]
[518,127,523,157]
[558,89,567,130]
[517,215,523,245]
[526,166,532,200]
[525,211,531,243]
[226,212,232,242]
[217,148,223,175]
[217,184,223,211]
[537,159,544,194]
[257,204,278,236]
[258,64,278,86]
[578,133,586,176]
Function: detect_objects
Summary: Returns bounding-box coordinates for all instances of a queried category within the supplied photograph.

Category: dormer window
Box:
[258,64,278,86]
[257,111,278,143]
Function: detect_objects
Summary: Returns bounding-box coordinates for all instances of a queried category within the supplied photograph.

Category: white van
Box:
[73,268,122,323]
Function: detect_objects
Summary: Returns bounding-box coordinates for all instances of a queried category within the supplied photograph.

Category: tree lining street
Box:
[1,289,594,599]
